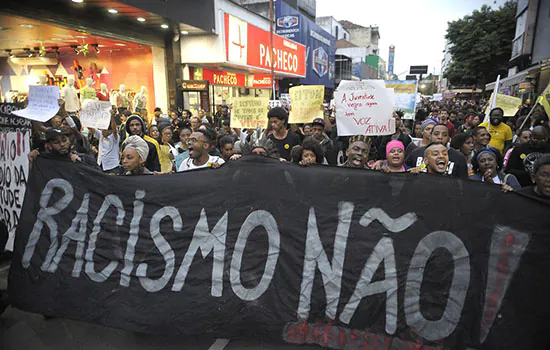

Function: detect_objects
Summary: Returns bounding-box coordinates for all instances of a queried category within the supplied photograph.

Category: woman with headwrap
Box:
[470,148,520,190]
[121,135,152,175]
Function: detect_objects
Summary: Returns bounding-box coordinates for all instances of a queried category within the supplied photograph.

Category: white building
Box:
[316,16,350,41]
[440,40,453,91]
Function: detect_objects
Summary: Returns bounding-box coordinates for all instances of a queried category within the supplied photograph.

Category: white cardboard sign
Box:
[80,100,112,129]
[334,81,396,136]
[12,85,60,122]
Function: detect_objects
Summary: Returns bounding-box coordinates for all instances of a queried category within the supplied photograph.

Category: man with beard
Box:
[125,115,161,172]
[423,142,450,175]
[341,135,371,168]
[310,118,336,165]
[516,154,550,204]
[267,107,301,161]
[506,126,550,187]
[479,107,513,154]
[178,128,224,172]
[405,123,468,178]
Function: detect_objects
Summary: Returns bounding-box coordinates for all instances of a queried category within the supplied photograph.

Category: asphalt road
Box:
[0,261,320,350]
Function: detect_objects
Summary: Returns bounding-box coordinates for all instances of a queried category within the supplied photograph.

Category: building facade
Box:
[487,0,550,100]
[315,16,350,41]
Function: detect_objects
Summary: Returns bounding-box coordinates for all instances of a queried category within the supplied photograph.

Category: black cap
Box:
[312,118,325,128]
[45,128,70,141]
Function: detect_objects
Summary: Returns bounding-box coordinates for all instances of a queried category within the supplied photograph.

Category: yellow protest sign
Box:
[486,92,522,117]
[495,93,522,116]
[230,97,269,129]
[539,84,550,117]
[288,85,324,124]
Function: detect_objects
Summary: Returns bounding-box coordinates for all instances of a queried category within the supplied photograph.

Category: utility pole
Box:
[269,0,276,99]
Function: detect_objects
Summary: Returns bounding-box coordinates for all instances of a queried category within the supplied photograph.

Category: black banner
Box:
[9,156,550,349]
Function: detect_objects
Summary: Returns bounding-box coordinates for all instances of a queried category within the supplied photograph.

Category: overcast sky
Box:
[316,0,508,78]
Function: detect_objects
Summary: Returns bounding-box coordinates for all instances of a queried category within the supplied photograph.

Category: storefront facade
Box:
[275,0,336,96]
[0,0,215,115]
[180,0,306,115]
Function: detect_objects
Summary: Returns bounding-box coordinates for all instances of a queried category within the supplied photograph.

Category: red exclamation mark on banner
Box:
[17,131,22,157]
[479,226,529,344]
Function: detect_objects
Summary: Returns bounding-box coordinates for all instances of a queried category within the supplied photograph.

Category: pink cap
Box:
[386,140,405,159]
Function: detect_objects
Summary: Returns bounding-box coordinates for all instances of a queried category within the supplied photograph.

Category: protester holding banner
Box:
[516,154,550,204]
[341,135,371,169]
[374,110,412,160]
[125,115,161,172]
[405,124,468,178]
[218,135,236,162]
[479,108,513,154]
[178,129,224,172]
[121,135,152,176]
[267,107,301,161]
[470,148,520,190]
[381,140,407,173]
[505,126,550,187]
[422,142,450,175]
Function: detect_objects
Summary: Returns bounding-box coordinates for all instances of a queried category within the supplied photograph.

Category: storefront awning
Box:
[485,70,528,91]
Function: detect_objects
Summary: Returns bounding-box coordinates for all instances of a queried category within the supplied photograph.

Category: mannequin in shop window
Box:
[116,84,132,114]
[96,83,110,102]
[38,75,48,86]
[80,77,97,103]
[61,76,80,115]
[133,85,147,113]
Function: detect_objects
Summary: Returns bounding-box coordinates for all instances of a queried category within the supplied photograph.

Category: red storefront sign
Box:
[202,69,246,86]
[224,13,306,77]
[251,74,276,88]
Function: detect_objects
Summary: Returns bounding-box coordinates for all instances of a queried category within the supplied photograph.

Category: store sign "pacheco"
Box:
[224,13,306,77]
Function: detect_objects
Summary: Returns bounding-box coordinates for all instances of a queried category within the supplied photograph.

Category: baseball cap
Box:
[45,128,70,141]
[312,118,325,128]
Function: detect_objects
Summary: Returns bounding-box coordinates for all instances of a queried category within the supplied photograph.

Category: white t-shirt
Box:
[178,155,225,172]
[94,129,120,171]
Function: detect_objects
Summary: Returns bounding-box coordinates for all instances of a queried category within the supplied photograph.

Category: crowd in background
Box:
[28,94,550,204]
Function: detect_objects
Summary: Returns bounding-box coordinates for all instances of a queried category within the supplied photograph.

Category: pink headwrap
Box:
[386,140,405,159]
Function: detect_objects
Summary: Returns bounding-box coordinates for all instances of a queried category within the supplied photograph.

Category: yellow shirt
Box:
[479,122,513,153]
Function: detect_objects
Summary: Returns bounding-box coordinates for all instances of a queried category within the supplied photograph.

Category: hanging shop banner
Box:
[250,74,275,89]
[181,80,209,92]
[275,0,336,87]
[0,103,30,251]
[385,80,418,120]
[225,13,306,77]
[230,96,269,129]
[288,85,324,124]
[202,69,246,87]
[9,156,550,349]
[12,85,60,122]
[335,80,396,136]
[80,100,112,130]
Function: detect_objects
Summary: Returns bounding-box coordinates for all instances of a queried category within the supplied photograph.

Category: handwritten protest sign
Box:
[485,92,522,117]
[12,85,60,122]
[231,97,269,129]
[288,85,324,124]
[0,103,31,251]
[335,80,395,136]
[385,80,418,119]
[269,100,283,109]
[80,100,112,129]
[280,93,291,109]
[540,83,550,116]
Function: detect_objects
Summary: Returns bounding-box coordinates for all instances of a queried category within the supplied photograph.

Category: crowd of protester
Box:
[27,95,550,204]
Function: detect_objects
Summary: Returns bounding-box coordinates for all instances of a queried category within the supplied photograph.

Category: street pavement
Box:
[0,261,320,350]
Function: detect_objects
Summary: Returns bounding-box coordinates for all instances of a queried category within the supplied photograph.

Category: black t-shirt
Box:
[405,146,469,179]
[269,131,301,161]
[516,186,550,206]
[505,142,550,187]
